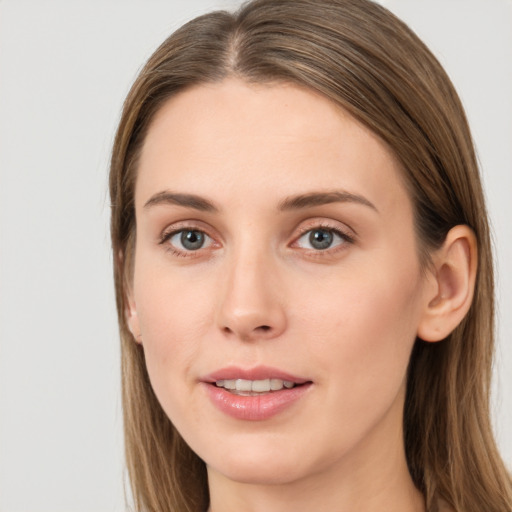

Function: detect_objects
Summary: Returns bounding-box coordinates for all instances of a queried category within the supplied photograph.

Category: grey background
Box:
[0,1,510,510]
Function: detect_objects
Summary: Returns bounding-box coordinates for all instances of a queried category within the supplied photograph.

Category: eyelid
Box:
[158,220,216,244]
[293,219,356,241]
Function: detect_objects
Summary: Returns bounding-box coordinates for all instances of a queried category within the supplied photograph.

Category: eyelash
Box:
[158,221,355,258]
[158,225,215,258]
[293,223,355,255]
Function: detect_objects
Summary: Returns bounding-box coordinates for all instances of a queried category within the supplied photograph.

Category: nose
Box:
[216,246,287,342]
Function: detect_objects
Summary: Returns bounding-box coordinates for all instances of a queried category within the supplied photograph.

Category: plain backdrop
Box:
[0,1,510,510]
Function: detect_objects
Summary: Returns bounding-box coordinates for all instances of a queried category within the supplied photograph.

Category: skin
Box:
[127,79,475,512]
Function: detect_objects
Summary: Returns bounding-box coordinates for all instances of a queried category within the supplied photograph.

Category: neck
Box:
[206,387,425,512]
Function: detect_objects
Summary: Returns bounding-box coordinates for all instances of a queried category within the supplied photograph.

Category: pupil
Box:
[309,229,333,250]
[181,230,204,250]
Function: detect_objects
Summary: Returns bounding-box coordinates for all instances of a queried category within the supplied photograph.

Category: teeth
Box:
[270,378,283,390]
[237,379,253,392]
[226,380,236,390]
[215,378,297,393]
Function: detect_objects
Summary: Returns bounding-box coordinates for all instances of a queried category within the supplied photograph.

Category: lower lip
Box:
[203,383,312,421]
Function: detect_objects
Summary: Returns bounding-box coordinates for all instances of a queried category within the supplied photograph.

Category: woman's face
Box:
[130,79,431,485]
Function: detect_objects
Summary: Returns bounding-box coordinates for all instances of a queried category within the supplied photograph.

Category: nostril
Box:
[220,321,280,340]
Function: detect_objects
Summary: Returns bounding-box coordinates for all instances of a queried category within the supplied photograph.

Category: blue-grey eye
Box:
[309,229,333,249]
[181,230,204,250]
[296,228,346,250]
[169,229,209,251]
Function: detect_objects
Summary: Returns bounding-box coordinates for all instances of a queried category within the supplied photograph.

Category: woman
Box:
[109,0,512,511]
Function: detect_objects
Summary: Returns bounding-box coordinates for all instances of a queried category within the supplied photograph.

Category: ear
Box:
[121,250,142,345]
[125,296,142,344]
[417,225,477,342]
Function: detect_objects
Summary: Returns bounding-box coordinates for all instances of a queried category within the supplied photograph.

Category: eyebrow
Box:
[278,191,378,212]
[143,191,219,212]
[143,189,378,214]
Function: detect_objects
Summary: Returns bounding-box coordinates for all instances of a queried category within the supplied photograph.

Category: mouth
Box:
[203,365,310,392]
[202,366,312,420]
[213,378,300,396]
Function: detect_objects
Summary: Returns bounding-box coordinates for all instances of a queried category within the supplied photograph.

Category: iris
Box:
[180,230,205,250]
[309,229,333,250]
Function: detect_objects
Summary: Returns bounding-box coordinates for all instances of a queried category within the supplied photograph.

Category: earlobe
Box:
[417,225,477,342]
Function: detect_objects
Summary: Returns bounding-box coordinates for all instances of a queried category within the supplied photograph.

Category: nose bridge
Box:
[217,233,286,340]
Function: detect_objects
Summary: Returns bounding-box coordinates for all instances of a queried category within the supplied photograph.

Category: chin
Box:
[201,434,317,486]
[211,459,306,486]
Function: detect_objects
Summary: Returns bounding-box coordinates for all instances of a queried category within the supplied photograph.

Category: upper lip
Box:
[202,365,310,384]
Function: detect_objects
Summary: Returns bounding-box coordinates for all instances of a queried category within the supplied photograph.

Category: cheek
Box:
[297,259,423,412]
[132,258,215,401]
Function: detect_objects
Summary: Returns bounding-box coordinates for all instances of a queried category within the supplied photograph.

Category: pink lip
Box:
[201,366,312,421]
[202,365,309,384]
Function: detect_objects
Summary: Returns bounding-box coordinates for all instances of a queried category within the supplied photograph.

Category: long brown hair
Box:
[109,1,512,511]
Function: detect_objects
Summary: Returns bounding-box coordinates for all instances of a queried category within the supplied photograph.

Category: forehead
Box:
[135,78,409,214]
